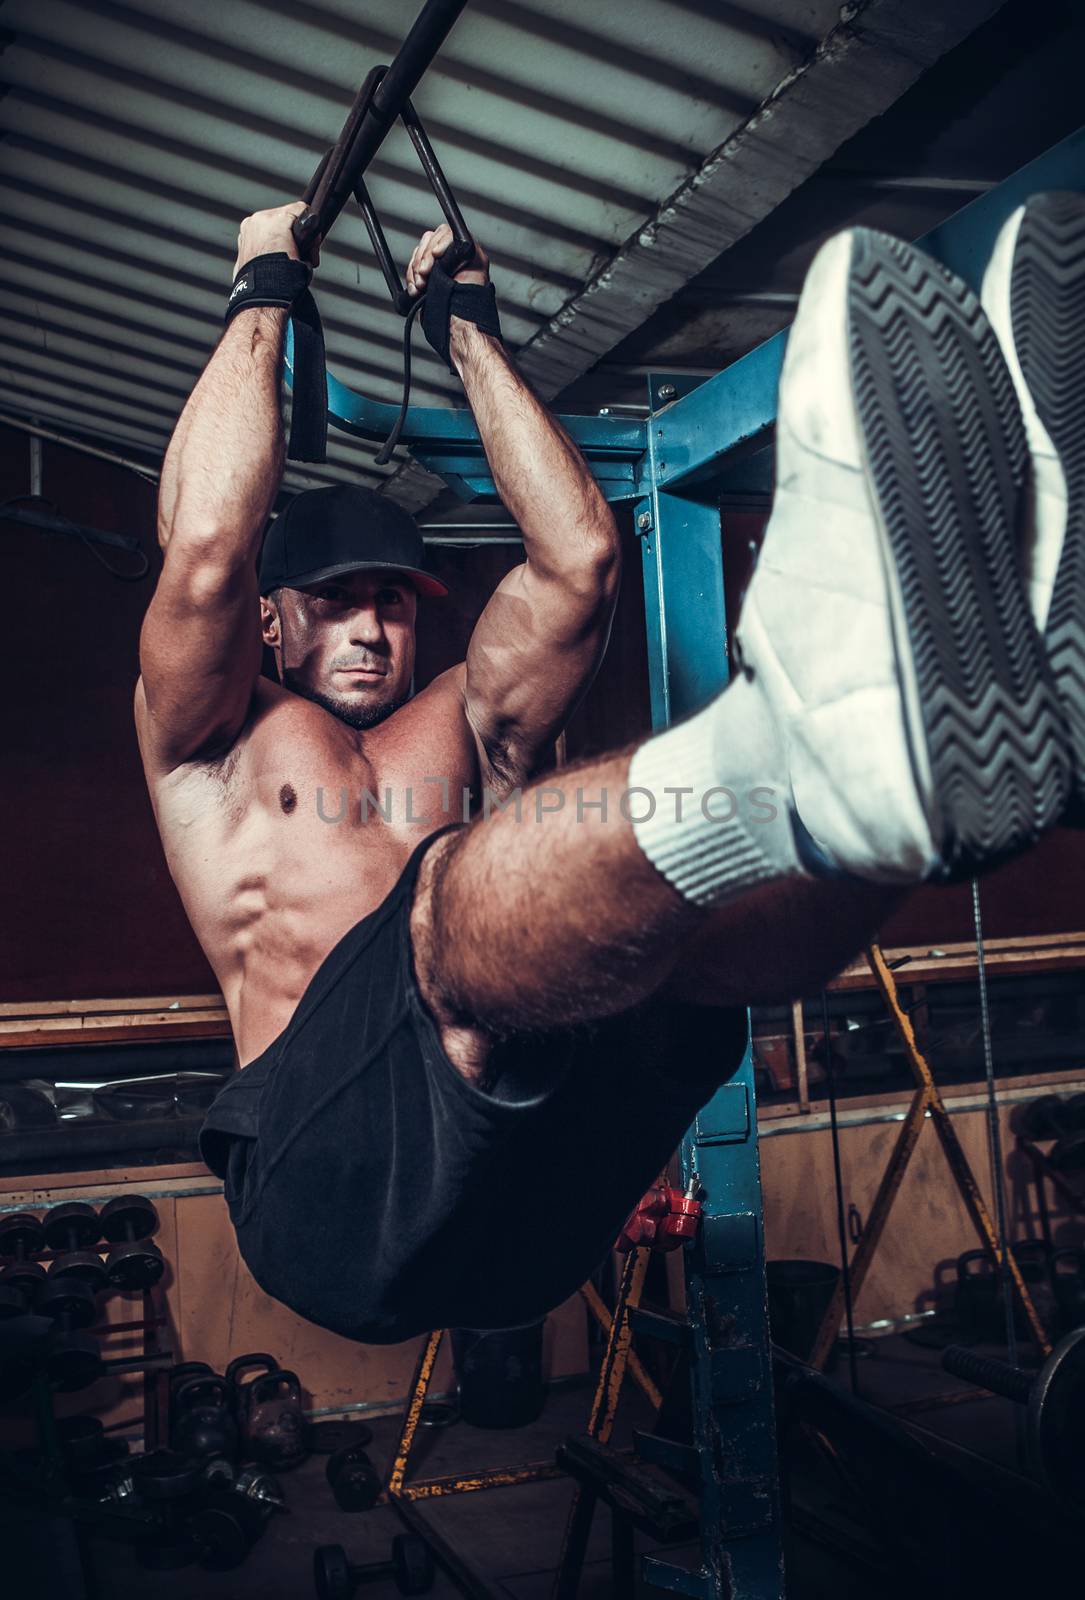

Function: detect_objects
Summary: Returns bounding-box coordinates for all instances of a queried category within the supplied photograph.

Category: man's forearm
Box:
[449,319,617,579]
[158,307,288,561]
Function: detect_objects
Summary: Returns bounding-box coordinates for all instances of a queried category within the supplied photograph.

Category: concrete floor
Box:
[18,1331,1074,1600]
[86,1377,702,1599]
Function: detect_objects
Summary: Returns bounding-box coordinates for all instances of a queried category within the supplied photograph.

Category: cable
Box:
[0,495,149,582]
[821,989,860,1395]
[374,297,426,467]
[971,877,1025,1463]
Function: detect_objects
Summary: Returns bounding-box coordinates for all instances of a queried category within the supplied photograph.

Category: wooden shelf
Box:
[0,994,230,1051]
[828,932,1085,992]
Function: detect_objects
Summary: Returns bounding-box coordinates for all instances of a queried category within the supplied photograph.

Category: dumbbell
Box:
[0,1213,48,1309]
[132,1448,204,1569]
[38,1203,110,1391]
[37,1270,172,1394]
[43,1202,108,1294]
[56,1415,131,1498]
[314,1535,435,1598]
[99,1196,164,1292]
[39,1272,101,1392]
[131,1449,258,1571]
[325,1442,381,1511]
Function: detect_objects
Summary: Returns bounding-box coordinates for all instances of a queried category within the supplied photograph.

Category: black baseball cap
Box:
[258,485,448,598]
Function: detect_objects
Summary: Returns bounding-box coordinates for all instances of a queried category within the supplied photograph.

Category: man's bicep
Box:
[463,558,617,774]
[137,549,263,769]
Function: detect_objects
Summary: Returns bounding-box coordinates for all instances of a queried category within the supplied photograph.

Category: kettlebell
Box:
[171,1374,239,1463]
[227,1352,308,1471]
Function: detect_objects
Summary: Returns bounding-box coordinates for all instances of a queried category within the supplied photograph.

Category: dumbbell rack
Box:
[0,1198,173,1448]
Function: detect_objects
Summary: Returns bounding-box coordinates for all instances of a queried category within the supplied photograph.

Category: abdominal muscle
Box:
[150,686,479,1066]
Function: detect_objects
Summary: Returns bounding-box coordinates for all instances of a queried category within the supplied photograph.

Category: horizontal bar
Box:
[294,0,470,252]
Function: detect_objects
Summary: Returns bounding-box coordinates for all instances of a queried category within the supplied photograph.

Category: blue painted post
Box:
[638,378,783,1600]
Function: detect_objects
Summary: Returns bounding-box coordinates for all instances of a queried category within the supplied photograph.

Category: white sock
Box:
[628,672,816,906]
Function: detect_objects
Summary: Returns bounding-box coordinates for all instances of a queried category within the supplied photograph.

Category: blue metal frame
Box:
[287,125,1085,511]
[284,336,647,502]
[635,371,781,1600]
[288,127,1085,1600]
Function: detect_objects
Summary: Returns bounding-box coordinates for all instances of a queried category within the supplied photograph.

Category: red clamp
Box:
[617,1178,702,1254]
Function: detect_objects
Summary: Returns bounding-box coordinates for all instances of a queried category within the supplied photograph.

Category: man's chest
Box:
[155,692,480,880]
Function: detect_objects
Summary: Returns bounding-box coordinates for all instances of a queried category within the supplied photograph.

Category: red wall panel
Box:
[1,426,1079,1008]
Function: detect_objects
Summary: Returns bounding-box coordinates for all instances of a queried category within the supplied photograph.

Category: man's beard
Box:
[283,669,406,731]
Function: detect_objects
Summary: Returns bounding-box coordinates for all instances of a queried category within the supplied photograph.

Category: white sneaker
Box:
[735,226,1072,882]
[981,191,1085,804]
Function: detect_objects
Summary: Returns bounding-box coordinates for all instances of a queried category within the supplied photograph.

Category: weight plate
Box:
[188,1504,250,1571]
[57,1414,105,1457]
[106,1239,165,1292]
[49,1250,108,1294]
[313,1544,352,1600]
[47,1333,102,1394]
[394,1532,436,1595]
[0,1212,46,1256]
[1029,1325,1085,1511]
[132,1448,202,1501]
[0,1260,47,1304]
[43,1202,101,1254]
[41,1275,97,1326]
[99,1194,159,1243]
[419,1401,460,1428]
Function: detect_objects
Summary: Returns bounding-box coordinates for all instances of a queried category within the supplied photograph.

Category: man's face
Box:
[261,568,418,730]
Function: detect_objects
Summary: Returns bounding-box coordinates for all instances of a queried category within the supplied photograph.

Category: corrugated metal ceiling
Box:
[0,0,999,504]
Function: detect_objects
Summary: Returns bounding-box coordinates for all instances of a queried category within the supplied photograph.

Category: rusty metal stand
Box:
[809,943,1052,1370]
[552,1248,651,1598]
[378,1258,658,1599]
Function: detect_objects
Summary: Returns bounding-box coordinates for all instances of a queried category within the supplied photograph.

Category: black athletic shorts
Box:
[199,827,748,1344]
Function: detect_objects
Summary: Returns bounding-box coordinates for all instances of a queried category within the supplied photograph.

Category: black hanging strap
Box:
[225,253,329,464]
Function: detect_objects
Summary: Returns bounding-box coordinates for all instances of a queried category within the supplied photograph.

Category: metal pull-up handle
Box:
[292,0,471,258]
[354,89,475,317]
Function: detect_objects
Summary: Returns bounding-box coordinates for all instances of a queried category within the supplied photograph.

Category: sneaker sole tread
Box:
[848,229,1071,875]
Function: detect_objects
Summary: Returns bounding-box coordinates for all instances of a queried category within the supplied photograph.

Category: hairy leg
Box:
[410,746,902,1062]
[659,875,905,1007]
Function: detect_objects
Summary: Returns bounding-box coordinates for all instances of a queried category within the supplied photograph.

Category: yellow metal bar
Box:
[578,1278,663,1411]
[397,1461,564,1499]
[555,1249,649,1596]
[809,1083,930,1370]
[866,943,1050,1355]
[386,1327,444,1498]
[587,1248,649,1442]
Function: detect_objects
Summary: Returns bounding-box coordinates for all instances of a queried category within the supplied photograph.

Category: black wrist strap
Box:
[420,256,502,372]
[375,259,504,467]
[225,253,328,464]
